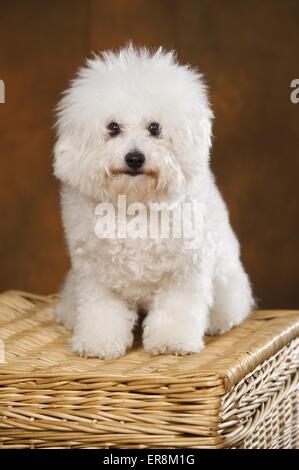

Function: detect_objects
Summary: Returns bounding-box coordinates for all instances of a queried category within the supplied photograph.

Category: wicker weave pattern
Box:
[236,389,298,449]
[221,340,299,448]
[0,291,298,448]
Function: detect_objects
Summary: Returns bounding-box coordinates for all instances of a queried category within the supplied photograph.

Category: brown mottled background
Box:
[0,0,298,308]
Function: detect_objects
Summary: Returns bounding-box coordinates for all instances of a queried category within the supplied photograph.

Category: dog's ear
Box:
[53,137,83,186]
[171,112,213,162]
[187,75,214,157]
[193,112,213,154]
[53,134,105,199]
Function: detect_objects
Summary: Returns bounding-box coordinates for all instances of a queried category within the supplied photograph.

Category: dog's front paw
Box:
[71,333,132,360]
[205,310,241,336]
[71,307,136,359]
[54,300,77,332]
[71,328,133,360]
[143,314,205,356]
[205,320,234,336]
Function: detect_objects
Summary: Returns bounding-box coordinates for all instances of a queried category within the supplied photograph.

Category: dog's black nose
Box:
[125,151,145,170]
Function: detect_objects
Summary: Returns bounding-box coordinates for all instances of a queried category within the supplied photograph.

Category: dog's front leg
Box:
[71,275,137,359]
[143,276,210,356]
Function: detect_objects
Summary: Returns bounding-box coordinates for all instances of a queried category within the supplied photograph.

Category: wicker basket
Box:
[0,290,298,449]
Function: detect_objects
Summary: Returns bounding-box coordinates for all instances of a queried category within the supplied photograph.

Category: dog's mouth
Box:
[110,168,158,178]
[124,170,144,177]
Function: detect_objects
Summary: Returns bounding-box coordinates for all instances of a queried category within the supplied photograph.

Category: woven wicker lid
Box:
[0,290,298,392]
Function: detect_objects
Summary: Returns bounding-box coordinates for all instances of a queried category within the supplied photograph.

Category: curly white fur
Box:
[53,45,254,359]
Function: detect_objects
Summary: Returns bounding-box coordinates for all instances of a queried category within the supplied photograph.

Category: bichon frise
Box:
[53,45,254,359]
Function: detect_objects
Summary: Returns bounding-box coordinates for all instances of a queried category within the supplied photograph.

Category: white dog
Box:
[53,45,254,359]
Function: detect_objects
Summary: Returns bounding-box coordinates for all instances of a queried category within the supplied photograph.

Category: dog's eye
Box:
[107,121,121,137]
[148,122,161,137]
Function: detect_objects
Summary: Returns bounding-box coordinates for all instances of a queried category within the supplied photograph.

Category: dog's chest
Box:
[95,236,198,299]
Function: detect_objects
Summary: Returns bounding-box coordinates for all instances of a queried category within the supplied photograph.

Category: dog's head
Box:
[54,45,213,204]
